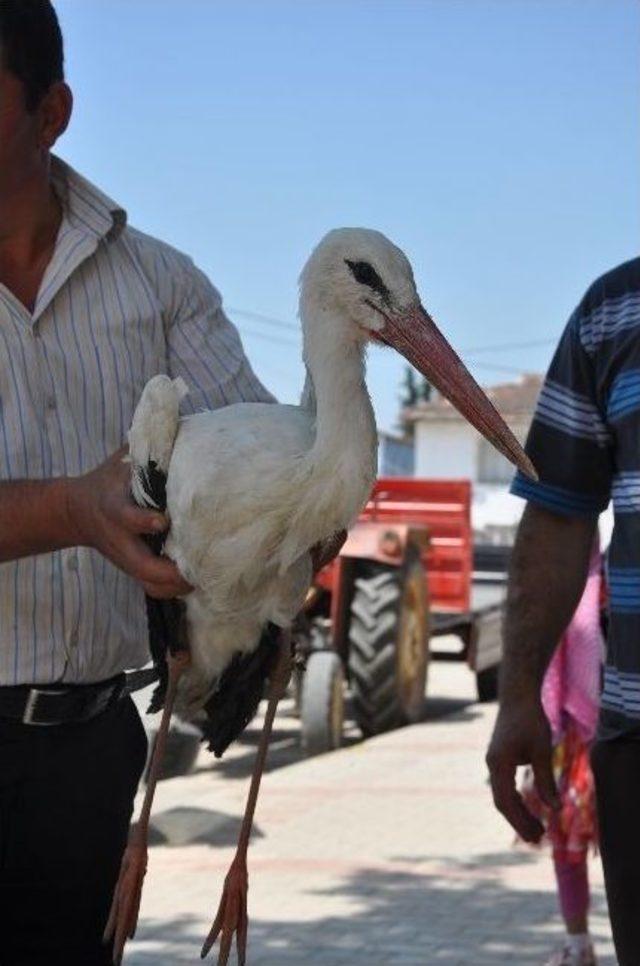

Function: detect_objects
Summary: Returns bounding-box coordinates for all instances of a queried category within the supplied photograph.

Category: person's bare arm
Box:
[486,503,597,841]
[0,449,191,600]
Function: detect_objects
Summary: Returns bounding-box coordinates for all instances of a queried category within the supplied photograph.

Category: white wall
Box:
[415,421,476,478]
[414,414,538,545]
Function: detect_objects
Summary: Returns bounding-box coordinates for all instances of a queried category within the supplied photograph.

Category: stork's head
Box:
[300,227,537,480]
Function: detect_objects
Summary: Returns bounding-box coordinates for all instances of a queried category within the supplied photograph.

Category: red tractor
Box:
[296,478,507,754]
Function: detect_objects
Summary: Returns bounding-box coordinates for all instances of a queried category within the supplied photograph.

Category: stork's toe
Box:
[201,854,248,965]
[103,838,148,964]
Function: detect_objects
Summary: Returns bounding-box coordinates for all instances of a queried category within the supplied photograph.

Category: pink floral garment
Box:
[521,541,604,860]
[541,543,604,745]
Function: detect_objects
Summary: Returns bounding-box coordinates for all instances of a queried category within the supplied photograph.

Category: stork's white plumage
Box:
[110,228,535,965]
[128,228,534,717]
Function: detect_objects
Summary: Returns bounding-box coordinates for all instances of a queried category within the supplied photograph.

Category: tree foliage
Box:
[398,366,433,437]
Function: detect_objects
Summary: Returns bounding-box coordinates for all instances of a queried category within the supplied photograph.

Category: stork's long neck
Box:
[301,309,377,482]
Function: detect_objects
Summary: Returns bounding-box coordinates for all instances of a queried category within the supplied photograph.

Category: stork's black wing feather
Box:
[144,594,188,712]
[201,622,281,758]
[133,460,187,712]
[135,460,282,754]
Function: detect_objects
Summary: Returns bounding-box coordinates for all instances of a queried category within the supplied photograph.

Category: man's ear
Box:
[38,81,73,150]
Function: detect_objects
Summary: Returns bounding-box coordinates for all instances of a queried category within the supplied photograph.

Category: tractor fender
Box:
[339,521,429,567]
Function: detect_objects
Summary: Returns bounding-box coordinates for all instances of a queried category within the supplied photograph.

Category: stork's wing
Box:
[166,403,316,555]
[136,418,298,747]
[153,403,322,753]
[131,456,189,713]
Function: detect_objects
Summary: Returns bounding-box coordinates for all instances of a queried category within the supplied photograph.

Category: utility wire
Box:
[461,337,557,355]
[228,307,298,332]
[470,361,536,375]
[237,330,534,379]
[231,307,554,383]
[229,305,557,355]
[235,325,299,348]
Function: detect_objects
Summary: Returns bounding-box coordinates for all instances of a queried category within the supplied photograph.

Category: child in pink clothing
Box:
[522,542,604,966]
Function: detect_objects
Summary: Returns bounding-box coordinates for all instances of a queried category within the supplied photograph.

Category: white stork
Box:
[105,228,535,965]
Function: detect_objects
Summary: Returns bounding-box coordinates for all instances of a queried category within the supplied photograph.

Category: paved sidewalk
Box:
[126,663,615,965]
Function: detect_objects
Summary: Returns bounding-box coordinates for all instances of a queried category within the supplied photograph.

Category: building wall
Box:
[477,438,516,484]
[415,415,531,484]
[414,421,476,478]
[414,414,534,545]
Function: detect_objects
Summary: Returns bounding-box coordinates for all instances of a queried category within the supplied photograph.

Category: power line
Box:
[470,361,535,375]
[461,337,557,355]
[231,306,550,379]
[229,305,557,355]
[228,307,298,332]
[236,331,532,377]
[235,325,299,349]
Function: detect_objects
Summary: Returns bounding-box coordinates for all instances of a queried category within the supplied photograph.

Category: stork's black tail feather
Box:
[201,623,282,758]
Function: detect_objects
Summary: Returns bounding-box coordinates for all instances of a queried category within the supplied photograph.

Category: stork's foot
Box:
[103,834,148,965]
[201,853,248,965]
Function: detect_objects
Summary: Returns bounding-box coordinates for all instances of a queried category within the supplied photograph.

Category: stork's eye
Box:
[345,259,390,300]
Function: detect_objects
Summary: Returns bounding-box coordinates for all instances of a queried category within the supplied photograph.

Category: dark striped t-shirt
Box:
[511,256,640,739]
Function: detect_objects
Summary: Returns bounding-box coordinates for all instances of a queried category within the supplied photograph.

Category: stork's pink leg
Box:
[104,649,191,965]
[201,631,292,965]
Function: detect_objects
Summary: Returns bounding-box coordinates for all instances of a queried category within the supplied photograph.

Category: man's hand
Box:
[486,699,558,843]
[485,504,595,838]
[66,449,192,599]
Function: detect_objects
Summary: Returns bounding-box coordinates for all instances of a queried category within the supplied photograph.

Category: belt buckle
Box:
[22,688,65,725]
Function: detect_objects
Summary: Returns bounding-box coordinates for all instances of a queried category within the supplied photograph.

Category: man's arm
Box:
[486,503,596,842]
[154,246,274,409]
[0,449,191,599]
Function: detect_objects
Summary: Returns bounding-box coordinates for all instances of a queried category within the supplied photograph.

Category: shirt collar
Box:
[50,155,127,242]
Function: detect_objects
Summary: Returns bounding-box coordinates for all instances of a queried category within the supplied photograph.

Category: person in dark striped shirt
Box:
[0,3,273,963]
[487,255,640,965]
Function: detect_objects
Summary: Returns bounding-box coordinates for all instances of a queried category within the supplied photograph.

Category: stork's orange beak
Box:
[383,305,538,481]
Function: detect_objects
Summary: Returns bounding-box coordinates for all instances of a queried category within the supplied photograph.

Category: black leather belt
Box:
[0,673,127,726]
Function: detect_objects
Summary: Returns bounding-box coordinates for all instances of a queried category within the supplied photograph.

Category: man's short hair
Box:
[0,0,64,112]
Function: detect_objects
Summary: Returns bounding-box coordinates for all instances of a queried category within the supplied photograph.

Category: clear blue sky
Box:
[55,0,639,431]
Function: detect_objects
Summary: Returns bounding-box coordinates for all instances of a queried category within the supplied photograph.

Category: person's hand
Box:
[65,448,193,599]
[310,530,348,574]
[486,699,558,843]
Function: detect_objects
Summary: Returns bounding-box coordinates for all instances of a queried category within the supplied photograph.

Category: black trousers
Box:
[592,738,640,966]
[0,695,147,966]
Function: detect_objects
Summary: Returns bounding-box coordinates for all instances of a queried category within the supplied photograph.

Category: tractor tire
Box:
[348,548,429,738]
[292,618,331,716]
[476,664,499,703]
[300,651,345,756]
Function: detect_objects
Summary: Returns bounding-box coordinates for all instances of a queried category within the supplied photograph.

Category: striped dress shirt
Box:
[0,156,272,686]
[510,256,640,740]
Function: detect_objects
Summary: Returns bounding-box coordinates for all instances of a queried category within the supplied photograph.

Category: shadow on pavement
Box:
[149,805,264,848]
[128,858,615,965]
[422,696,482,722]
[193,690,480,784]
[193,695,362,782]
[388,850,540,870]
[195,719,331,781]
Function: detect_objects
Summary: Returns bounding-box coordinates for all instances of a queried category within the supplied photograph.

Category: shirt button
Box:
[45,396,56,411]
[67,551,79,572]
